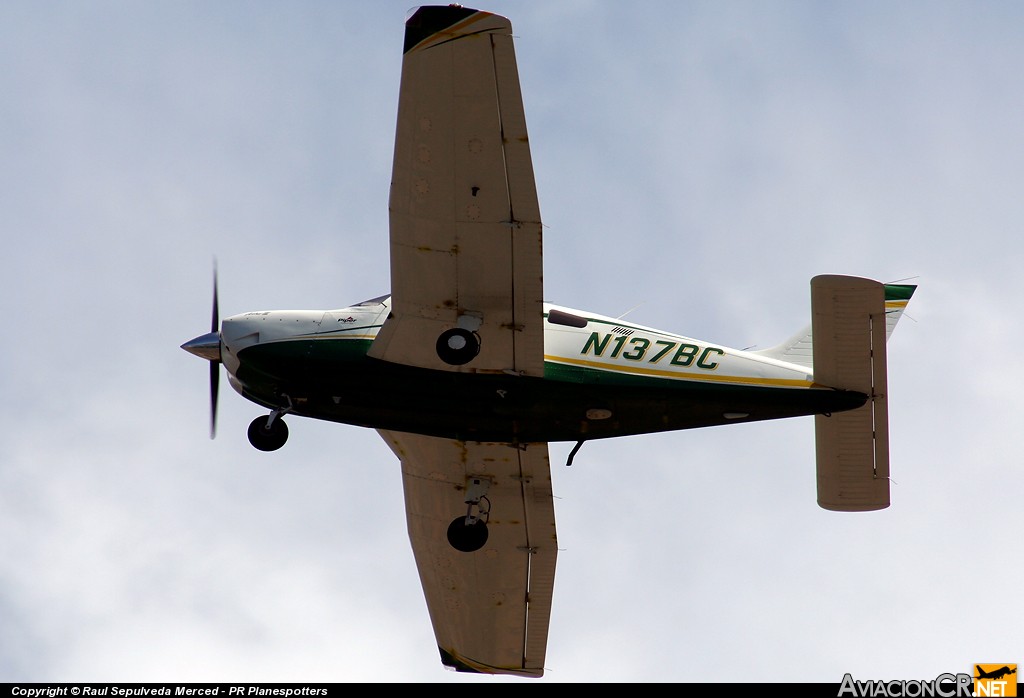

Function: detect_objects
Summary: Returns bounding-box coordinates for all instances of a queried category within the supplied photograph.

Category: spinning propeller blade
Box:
[180,261,223,440]
[209,264,220,439]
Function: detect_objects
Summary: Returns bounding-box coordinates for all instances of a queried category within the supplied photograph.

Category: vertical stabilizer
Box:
[754,283,915,369]
[811,275,890,512]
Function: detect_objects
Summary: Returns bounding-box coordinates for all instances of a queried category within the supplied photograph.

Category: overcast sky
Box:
[2,0,1022,684]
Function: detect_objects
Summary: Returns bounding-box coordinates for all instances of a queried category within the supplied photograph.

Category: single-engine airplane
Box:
[976,666,1017,681]
[182,5,917,678]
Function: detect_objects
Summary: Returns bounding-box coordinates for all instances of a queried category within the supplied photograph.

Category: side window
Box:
[547,309,588,328]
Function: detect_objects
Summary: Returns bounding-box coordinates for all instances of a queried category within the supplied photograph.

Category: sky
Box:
[2,0,1022,684]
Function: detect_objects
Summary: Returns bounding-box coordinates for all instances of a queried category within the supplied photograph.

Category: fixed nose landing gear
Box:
[247,398,293,451]
[447,476,491,553]
[248,415,288,451]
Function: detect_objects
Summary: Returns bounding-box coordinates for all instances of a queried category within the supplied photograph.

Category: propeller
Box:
[180,262,222,439]
[209,264,220,439]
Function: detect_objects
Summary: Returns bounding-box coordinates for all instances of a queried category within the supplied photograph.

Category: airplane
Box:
[976,666,1017,681]
[181,5,917,678]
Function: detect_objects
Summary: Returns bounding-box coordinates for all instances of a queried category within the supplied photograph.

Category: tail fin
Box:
[753,282,916,369]
[881,283,916,341]
[811,275,917,512]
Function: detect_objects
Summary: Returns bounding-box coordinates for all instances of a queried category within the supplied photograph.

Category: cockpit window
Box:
[547,309,588,327]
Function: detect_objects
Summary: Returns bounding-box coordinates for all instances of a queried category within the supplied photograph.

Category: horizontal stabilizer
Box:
[811,275,890,512]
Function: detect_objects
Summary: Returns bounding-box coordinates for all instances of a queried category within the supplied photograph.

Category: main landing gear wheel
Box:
[248,415,289,451]
[447,516,488,553]
[436,328,480,366]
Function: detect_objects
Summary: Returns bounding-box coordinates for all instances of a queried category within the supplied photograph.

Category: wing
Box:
[367,6,544,377]
[378,429,557,677]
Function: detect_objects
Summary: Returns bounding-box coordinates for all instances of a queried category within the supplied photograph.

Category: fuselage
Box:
[217,295,865,443]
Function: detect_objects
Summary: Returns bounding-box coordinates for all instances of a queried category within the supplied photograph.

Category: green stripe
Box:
[543,360,802,391]
[884,284,916,301]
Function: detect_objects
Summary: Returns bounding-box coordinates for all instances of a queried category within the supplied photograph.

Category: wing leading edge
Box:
[368,6,544,377]
[378,430,557,677]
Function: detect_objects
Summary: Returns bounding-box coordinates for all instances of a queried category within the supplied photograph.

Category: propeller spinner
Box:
[180,265,221,439]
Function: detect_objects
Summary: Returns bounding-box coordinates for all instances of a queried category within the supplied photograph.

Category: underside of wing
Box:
[811,275,890,511]
[368,6,544,377]
[378,429,557,677]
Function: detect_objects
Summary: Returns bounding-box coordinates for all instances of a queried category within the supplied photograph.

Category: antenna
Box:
[616,302,645,320]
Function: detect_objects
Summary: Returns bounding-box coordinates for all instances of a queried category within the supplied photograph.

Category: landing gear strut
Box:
[447,476,491,552]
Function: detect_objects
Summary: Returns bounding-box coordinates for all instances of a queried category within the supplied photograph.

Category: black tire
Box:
[247,415,289,451]
[447,516,488,553]
[436,328,480,365]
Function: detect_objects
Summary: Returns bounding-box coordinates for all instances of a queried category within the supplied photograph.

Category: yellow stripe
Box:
[544,355,813,388]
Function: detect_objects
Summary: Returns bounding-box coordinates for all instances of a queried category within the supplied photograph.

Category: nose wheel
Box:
[247,414,289,451]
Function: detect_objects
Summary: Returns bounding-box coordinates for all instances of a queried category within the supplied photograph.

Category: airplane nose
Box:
[181,331,222,362]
